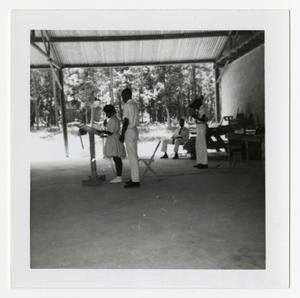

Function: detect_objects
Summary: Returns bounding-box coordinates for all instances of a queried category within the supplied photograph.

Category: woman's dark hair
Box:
[103,104,116,115]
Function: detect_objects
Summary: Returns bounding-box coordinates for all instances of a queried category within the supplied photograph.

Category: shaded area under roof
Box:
[30,30,264,69]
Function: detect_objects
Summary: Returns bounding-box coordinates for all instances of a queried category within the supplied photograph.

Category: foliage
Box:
[30,63,217,129]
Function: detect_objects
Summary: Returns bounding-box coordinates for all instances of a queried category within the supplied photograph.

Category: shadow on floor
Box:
[30,156,265,269]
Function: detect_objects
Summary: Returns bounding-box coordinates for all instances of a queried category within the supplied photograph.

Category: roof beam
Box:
[216,31,233,60]
[30,58,216,69]
[216,31,264,66]
[40,30,50,55]
[32,31,232,43]
[30,58,215,69]
[30,59,215,69]
[30,65,51,69]
[58,59,215,69]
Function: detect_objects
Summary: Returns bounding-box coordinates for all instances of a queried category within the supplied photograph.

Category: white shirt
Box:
[173,126,190,143]
[123,99,139,129]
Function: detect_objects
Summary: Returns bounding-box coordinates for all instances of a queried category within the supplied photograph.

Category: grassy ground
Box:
[30,123,195,162]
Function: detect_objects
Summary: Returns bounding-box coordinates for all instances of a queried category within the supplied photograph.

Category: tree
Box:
[31,62,217,129]
[30,69,56,128]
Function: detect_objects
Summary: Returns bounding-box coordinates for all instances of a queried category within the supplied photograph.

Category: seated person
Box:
[160,118,190,159]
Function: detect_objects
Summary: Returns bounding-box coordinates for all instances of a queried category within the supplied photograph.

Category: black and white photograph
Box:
[8,9,291,289]
[29,29,266,269]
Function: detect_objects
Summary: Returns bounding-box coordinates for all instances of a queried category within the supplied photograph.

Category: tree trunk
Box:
[139,93,144,123]
[118,93,123,120]
[165,105,171,128]
[85,107,88,124]
[192,65,196,100]
[33,75,40,130]
[109,68,114,104]
[198,65,203,95]
[177,93,183,120]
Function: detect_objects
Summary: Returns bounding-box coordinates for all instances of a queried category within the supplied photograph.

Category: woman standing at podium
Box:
[102,104,126,183]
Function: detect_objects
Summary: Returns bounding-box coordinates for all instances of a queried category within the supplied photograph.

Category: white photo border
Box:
[10,9,289,288]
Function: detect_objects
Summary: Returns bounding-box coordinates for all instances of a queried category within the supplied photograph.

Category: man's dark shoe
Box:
[160,153,168,159]
[193,164,208,169]
[125,180,132,185]
[173,153,179,160]
[124,181,140,188]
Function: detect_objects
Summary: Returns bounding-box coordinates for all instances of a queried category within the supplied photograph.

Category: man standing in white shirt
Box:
[119,88,140,188]
[190,96,208,169]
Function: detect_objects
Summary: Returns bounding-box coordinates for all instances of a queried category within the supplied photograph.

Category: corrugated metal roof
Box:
[30,30,229,68]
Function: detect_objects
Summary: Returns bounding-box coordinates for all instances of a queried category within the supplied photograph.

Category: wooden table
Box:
[184,126,229,155]
[226,133,264,162]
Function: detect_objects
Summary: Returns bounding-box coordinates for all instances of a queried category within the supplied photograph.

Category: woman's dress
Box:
[104,115,126,158]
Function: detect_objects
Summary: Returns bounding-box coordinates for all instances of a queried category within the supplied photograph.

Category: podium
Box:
[80,127,106,186]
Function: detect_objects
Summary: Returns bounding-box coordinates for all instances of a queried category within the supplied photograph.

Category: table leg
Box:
[227,141,231,164]
[245,140,249,162]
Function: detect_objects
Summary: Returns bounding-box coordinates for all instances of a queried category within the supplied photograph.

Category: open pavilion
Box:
[30,30,265,269]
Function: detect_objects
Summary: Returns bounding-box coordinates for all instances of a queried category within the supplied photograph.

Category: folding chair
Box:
[139,140,161,180]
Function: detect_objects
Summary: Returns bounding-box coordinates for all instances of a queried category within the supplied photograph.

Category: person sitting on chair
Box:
[160,118,190,160]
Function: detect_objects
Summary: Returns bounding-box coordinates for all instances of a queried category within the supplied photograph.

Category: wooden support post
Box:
[214,64,221,122]
[49,61,62,89]
[58,69,69,157]
[216,60,229,84]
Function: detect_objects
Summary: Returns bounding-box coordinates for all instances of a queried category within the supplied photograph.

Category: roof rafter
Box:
[61,59,215,69]
[216,31,233,61]
[216,31,264,67]
[43,30,63,66]
[30,58,215,69]
[32,31,233,43]
[30,42,61,69]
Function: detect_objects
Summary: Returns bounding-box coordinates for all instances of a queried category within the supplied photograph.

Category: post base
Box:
[82,175,106,186]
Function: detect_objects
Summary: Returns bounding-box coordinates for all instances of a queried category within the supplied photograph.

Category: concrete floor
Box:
[30,156,265,269]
